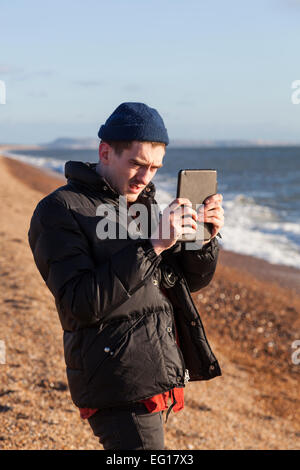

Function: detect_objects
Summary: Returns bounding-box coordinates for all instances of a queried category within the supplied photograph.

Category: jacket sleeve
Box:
[28,197,161,328]
[176,237,219,292]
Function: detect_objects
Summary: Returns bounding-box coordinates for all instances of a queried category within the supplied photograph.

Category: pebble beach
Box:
[0,151,299,450]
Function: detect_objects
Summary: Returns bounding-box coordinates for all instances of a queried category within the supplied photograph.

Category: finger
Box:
[173,222,196,239]
[178,206,198,220]
[209,193,223,202]
[169,198,192,210]
[204,215,224,225]
[203,208,224,218]
[198,210,224,224]
[203,216,224,229]
[181,225,197,235]
[173,215,198,230]
[181,216,198,230]
[204,194,223,206]
[170,206,197,223]
[204,201,224,212]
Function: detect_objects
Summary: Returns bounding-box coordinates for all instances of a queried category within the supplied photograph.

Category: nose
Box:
[137,167,152,185]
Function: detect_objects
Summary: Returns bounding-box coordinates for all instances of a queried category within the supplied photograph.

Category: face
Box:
[98,141,165,203]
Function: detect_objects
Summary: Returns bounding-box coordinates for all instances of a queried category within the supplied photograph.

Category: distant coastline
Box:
[2,143,300,272]
[2,137,300,152]
[0,152,299,450]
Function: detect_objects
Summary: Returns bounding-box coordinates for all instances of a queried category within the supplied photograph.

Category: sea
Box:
[5,146,300,270]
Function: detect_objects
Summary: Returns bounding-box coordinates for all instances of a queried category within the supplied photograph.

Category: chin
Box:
[126,194,139,203]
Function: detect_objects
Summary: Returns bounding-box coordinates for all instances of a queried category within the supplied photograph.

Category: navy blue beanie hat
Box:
[98,102,169,145]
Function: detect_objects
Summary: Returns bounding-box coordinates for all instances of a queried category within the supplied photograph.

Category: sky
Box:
[0,0,300,144]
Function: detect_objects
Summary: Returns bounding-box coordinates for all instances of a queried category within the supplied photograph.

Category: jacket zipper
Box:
[179,277,216,360]
[160,286,187,379]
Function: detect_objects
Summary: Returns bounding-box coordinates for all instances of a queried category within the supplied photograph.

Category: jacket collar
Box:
[64,160,156,201]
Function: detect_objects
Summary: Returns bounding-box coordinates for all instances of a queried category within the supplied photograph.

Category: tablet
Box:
[176,169,218,242]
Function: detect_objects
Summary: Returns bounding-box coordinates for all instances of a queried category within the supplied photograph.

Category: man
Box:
[28,102,224,450]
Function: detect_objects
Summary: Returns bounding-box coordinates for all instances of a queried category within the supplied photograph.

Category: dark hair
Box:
[100,140,166,156]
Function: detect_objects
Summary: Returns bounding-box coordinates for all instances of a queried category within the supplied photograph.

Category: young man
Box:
[28,102,224,450]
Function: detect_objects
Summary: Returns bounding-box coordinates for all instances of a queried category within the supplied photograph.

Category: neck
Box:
[95,162,103,177]
[95,162,119,197]
[96,162,111,186]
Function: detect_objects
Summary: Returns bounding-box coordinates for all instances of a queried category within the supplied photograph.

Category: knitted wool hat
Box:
[98,102,169,145]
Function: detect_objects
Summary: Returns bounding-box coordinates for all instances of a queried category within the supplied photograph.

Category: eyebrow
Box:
[130,158,163,169]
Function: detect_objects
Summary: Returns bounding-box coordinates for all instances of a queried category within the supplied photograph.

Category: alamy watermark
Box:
[291,80,300,104]
[95,196,205,250]
[0,80,6,104]
[291,339,300,365]
[0,340,6,364]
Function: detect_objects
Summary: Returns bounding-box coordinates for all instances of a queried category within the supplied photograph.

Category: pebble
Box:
[1,155,299,450]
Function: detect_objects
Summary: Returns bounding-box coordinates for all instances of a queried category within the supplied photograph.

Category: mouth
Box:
[128,184,144,194]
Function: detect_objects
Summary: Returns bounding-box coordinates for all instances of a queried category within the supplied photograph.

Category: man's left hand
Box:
[197,193,224,242]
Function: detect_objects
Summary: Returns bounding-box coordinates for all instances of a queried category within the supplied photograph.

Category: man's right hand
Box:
[150,198,198,255]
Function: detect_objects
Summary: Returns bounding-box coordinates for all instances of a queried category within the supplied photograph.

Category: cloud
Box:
[0,65,55,81]
[15,69,55,82]
[28,90,48,98]
[34,69,55,78]
[0,65,23,75]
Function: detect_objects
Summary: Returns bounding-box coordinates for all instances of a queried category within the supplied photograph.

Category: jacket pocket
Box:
[83,315,145,384]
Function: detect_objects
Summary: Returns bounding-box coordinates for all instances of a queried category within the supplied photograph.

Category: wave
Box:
[153,184,300,269]
[3,150,300,269]
[220,194,300,269]
[2,150,65,175]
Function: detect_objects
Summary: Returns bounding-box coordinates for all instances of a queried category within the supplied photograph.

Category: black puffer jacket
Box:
[28,161,221,409]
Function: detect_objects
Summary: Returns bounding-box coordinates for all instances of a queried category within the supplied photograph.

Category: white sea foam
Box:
[221,194,300,269]
[152,174,177,207]
[154,181,300,269]
[2,151,65,175]
[3,151,300,269]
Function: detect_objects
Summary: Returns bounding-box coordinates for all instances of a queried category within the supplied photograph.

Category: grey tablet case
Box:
[176,169,217,242]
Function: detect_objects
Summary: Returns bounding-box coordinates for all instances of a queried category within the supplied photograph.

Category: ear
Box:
[99,142,111,165]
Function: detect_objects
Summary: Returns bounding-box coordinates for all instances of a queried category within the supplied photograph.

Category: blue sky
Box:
[0,0,300,144]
